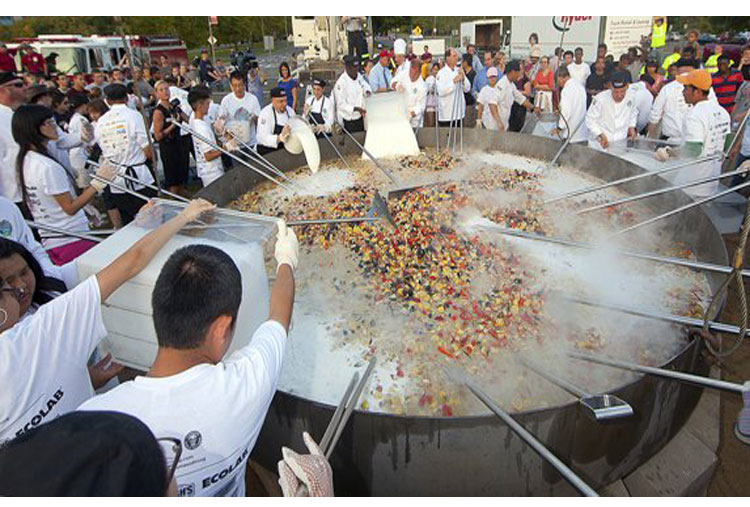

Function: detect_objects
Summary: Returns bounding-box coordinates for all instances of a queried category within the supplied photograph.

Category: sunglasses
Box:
[1,81,24,88]
[156,437,182,487]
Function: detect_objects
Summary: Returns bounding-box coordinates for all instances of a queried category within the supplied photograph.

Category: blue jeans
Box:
[730,153,750,187]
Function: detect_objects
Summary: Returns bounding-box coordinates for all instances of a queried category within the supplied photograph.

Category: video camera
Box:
[231,49,259,76]
[169,98,183,118]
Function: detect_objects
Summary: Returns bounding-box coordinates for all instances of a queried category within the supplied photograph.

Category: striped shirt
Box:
[711,70,743,114]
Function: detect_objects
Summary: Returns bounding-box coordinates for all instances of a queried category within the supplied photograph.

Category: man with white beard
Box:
[436,48,470,128]
[392,58,427,128]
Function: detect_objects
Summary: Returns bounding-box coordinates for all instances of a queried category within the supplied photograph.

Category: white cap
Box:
[394,38,407,55]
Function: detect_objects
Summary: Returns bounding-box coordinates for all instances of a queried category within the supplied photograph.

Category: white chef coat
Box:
[649,80,719,140]
[629,81,654,133]
[436,64,470,122]
[0,276,105,444]
[558,78,589,143]
[585,89,638,149]
[78,320,287,498]
[649,79,690,139]
[392,73,427,128]
[219,92,261,146]
[94,104,155,194]
[189,117,224,187]
[257,103,294,150]
[0,103,21,202]
[673,99,731,198]
[0,196,78,288]
[333,71,371,124]
[22,151,90,249]
[496,75,528,131]
[305,94,334,131]
[477,84,503,131]
[567,62,591,87]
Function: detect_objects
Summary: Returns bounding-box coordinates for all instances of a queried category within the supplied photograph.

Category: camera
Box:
[169,98,183,118]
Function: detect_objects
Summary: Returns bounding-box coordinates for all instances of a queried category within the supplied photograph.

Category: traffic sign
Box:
[208,35,217,46]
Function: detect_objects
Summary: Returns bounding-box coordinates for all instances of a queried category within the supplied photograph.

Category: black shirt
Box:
[585,72,608,107]
[198,60,215,84]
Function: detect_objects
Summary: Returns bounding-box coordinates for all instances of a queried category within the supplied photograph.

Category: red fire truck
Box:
[9,34,188,75]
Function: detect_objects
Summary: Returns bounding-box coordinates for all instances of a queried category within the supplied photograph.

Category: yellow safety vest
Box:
[662,52,680,71]
[705,54,735,74]
[651,22,667,48]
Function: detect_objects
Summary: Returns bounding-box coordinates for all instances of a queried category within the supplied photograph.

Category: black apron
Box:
[307,96,328,138]
[257,107,288,155]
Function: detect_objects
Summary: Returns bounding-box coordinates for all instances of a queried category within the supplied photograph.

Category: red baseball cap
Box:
[379,49,391,58]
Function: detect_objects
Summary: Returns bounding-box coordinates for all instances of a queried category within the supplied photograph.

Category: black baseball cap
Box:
[609,71,630,89]
[343,55,360,67]
[312,78,326,87]
[270,86,286,98]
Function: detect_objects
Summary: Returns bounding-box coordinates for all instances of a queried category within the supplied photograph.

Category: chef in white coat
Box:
[304,78,334,136]
[629,76,655,134]
[585,71,638,150]
[333,55,371,133]
[391,38,409,85]
[654,69,731,198]
[436,48,471,127]
[391,58,427,128]
[495,60,538,132]
[256,87,294,155]
[551,65,588,143]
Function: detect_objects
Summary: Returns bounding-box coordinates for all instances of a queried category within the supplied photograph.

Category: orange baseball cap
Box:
[677,69,712,91]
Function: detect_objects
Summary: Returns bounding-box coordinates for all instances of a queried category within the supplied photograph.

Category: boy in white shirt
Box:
[476,67,502,130]
[188,86,226,188]
[79,220,299,498]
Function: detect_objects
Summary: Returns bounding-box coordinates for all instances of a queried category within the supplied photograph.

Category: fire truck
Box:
[9,34,188,75]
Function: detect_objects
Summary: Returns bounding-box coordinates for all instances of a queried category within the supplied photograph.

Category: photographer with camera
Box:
[152,80,190,196]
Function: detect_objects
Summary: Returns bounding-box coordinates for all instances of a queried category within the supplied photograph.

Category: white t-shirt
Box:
[0,276,106,444]
[78,320,287,498]
[219,92,261,146]
[22,151,90,249]
[189,117,225,187]
[567,62,591,87]
[0,104,21,202]
[675,100,731,198]
[477,84,502,130]
[94,104,155,194]
[741,120,750,157]
[67,112,94,171]
[0,196,79,288]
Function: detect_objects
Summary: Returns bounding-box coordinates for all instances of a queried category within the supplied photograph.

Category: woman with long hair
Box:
[152,80,190,196]
[532,56,555,113]
[644,60,664,97]
[12,104,116,265]
[277,61,298,112]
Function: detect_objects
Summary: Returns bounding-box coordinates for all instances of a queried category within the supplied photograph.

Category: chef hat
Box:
[394,38,407,56]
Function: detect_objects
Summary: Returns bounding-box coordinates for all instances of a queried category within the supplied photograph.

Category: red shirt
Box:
[0,51,16,73]
[533,69,554,90]
[711,70,743,114]
[20,51,45,75]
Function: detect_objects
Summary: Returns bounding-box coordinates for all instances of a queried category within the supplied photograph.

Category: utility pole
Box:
[207,16,216,63]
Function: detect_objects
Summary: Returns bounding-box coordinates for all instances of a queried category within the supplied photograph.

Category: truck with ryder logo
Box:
[510,16,654,63]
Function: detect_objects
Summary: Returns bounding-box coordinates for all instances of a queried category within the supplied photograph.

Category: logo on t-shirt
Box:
[0,220,12,237]
[178,483,196,497]
[184,430,202,450]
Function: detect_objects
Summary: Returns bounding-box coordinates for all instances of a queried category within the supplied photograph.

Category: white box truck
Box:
[510,16,652,62]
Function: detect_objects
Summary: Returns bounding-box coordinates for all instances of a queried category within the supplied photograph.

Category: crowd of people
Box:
[0,20,749,497]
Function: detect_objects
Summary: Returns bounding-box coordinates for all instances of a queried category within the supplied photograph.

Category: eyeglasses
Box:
[156,437,182,487]
[0,283,24,302]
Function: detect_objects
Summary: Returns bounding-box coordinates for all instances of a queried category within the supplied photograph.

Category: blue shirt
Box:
[369,63,392,92]
[247,74,265,107]
[277,78,298,110]
[473,66,502,96]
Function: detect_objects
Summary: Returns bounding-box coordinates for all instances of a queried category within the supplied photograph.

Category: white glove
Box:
[90,160,118,193]
[314,124,327,134]
[654,146,670,162]
[303,104,311,117]
[213,117,226,136]
[224,138,239,152]
[739,160,750,174]
[274,219,299,273]
[80,122,94,143]
[279,124,292,144]
[277,432,334,497]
